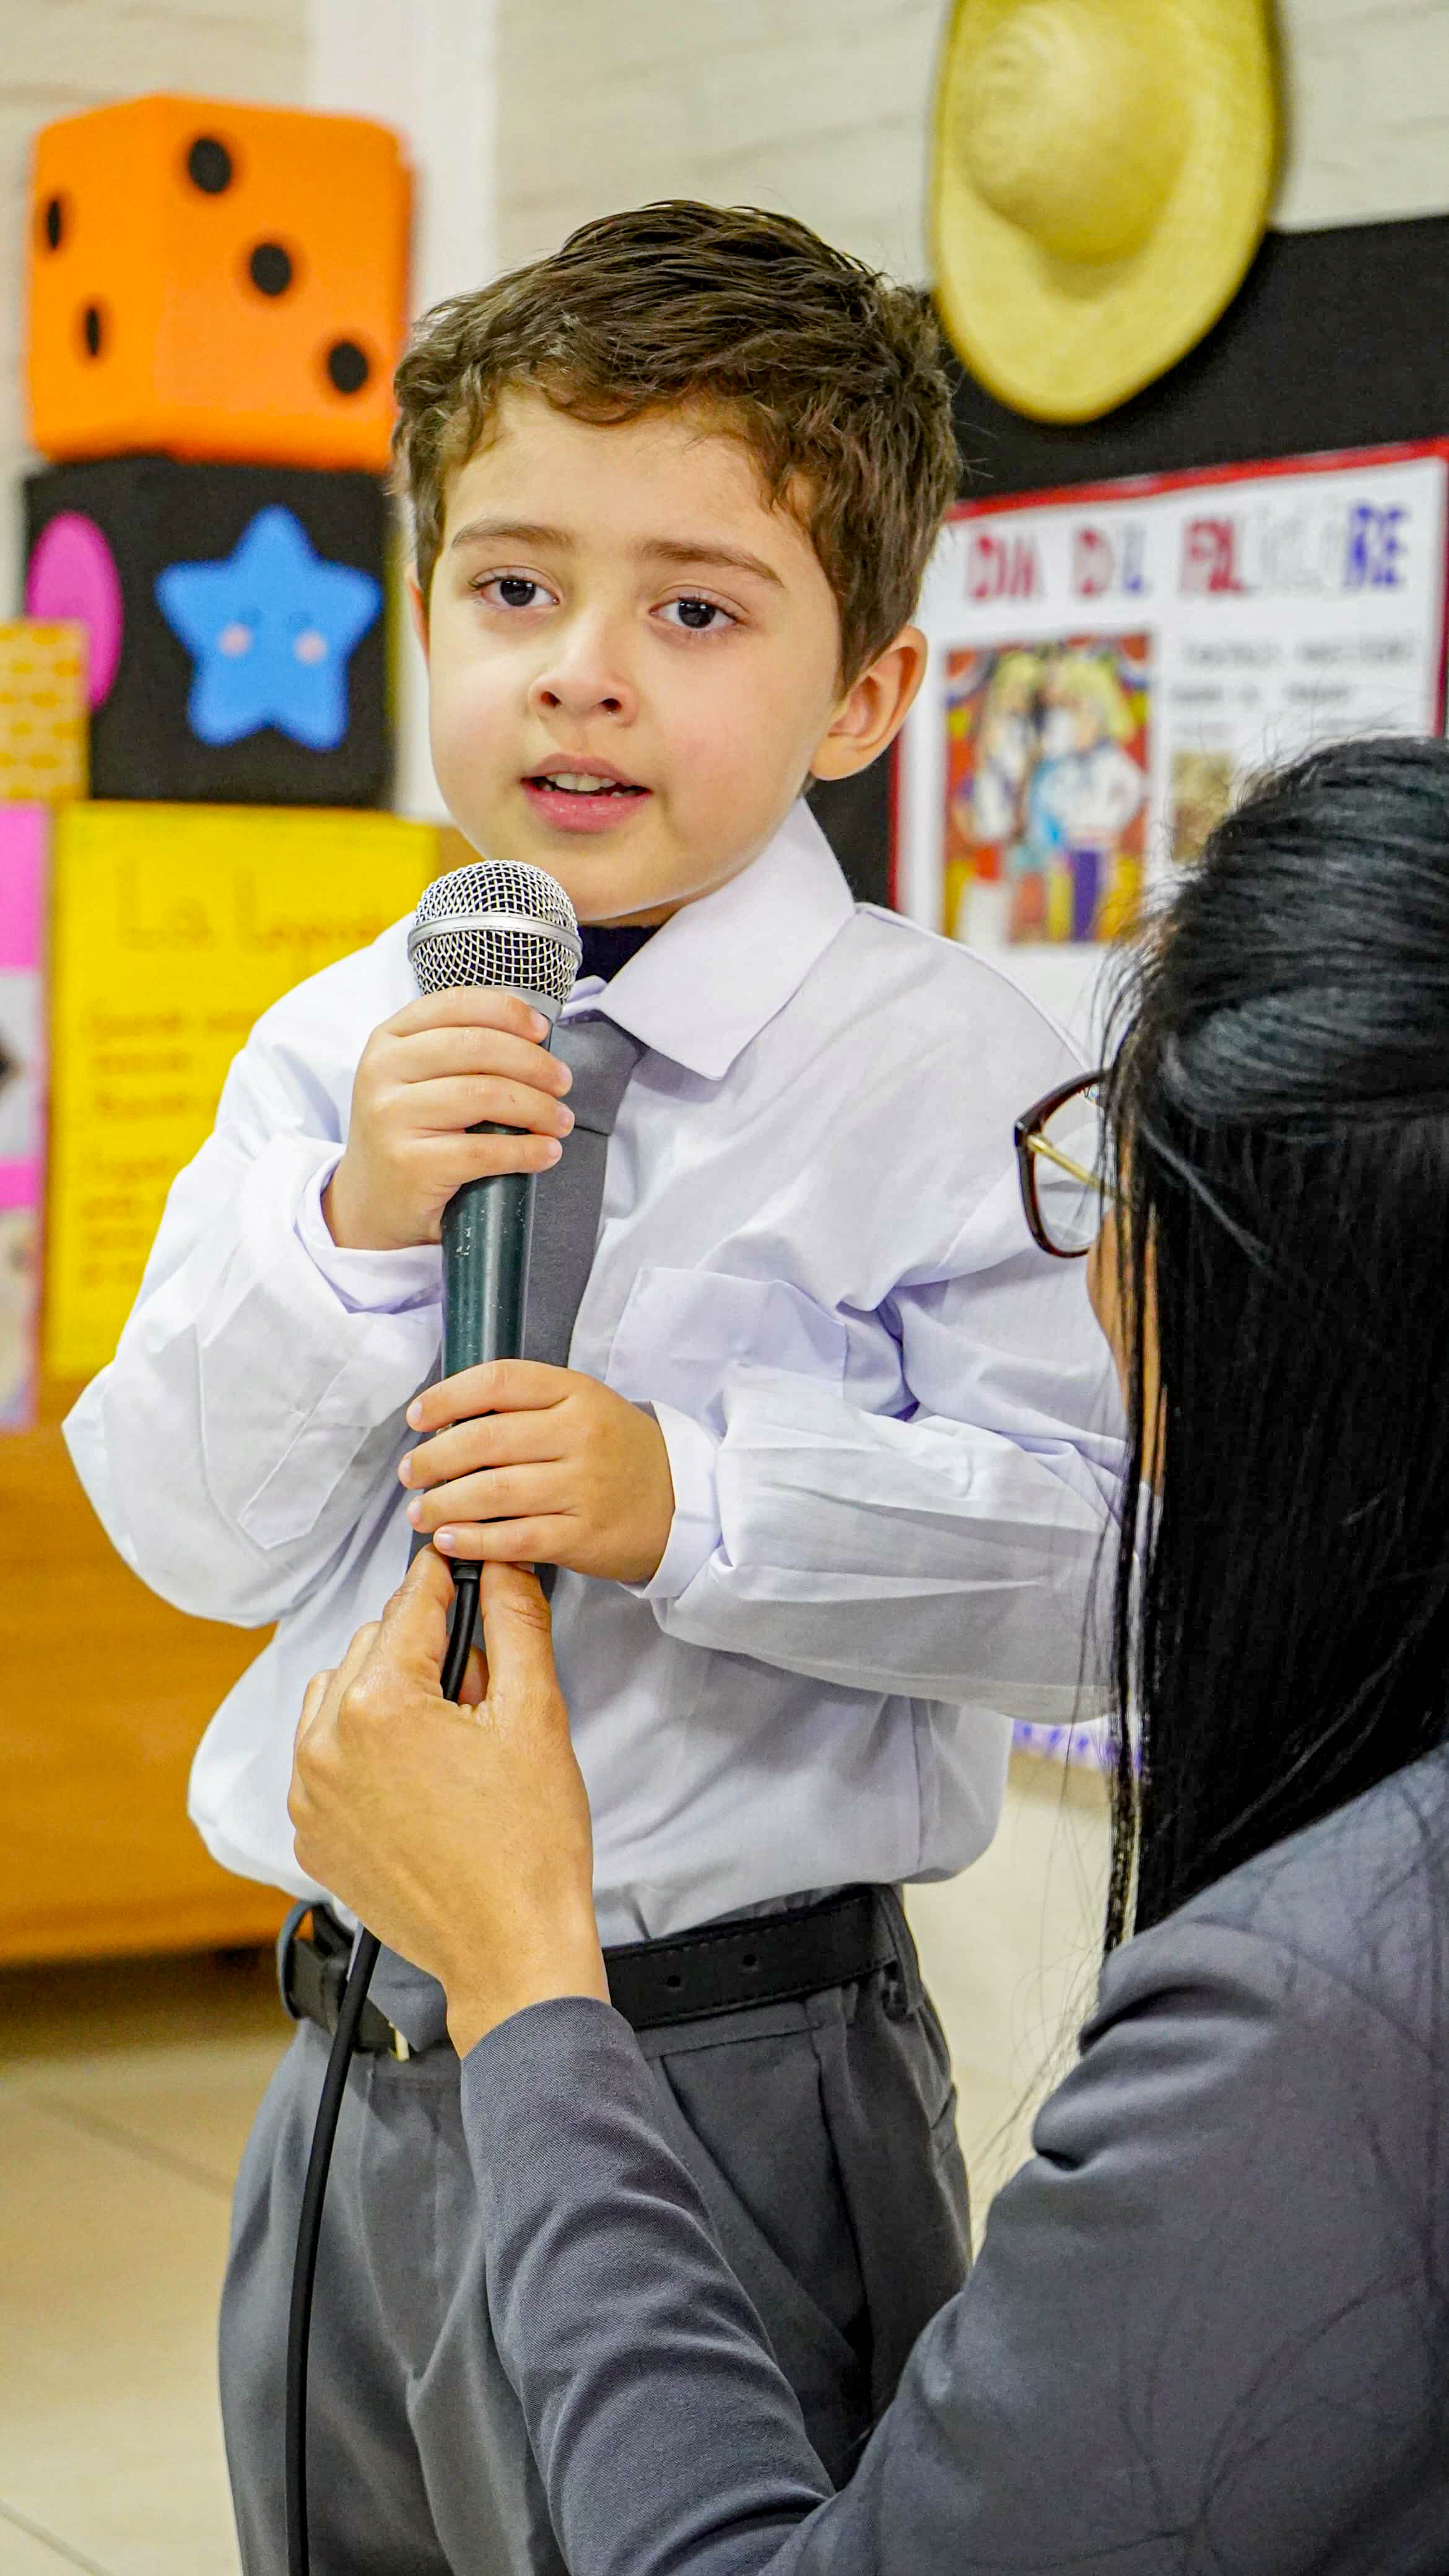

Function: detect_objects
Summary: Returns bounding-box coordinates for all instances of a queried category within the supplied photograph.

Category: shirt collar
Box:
[565,798,855,1079]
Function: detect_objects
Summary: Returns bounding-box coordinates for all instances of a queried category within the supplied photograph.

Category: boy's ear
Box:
[407,567,430,660]
[809,627,928,783]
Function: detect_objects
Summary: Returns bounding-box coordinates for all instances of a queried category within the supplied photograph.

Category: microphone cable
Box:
[284,855,578,2576]
[284,1557,481,2576]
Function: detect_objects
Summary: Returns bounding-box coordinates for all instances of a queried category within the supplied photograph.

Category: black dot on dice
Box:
[248,241,294,297]
[326,339,370,396]
[41,194,66,251]
[186,136,233,194]
[81,302,105,359]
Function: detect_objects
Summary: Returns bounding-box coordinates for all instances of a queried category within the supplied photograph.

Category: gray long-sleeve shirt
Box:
[464,1747,1449,2573]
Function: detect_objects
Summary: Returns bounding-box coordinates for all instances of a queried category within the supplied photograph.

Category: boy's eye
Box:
[661,596,733,633]
[479,575,550,610]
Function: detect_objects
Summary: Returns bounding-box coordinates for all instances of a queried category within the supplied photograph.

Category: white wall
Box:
[491,0,1449,281]
[494,0,942,281]
[1274,0,1449,229]
[306,0,497,323]
[307,0,500,815]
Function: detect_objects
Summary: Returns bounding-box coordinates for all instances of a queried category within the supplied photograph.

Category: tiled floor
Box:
[0,1752,1109,2575]
[0,1950,284,2576]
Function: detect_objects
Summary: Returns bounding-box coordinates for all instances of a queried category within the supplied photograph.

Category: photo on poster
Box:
[1167,746,1237,865]
[941,632,1151,946]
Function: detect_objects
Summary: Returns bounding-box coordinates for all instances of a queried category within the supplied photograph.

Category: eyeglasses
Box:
[1015,1071,1112,1259]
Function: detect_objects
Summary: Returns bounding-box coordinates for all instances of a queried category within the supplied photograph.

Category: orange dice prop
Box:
[27,94,410,474]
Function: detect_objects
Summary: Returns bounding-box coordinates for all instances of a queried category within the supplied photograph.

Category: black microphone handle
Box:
[442,998,557,1373]
[442,1146,534,1377]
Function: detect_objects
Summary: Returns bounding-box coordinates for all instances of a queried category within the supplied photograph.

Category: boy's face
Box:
[416,389,921,923]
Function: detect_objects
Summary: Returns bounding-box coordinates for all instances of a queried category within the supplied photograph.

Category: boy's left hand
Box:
[400,1362,676,1586]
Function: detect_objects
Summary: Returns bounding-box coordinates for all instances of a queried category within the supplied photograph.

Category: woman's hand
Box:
[289,1548,609,2056]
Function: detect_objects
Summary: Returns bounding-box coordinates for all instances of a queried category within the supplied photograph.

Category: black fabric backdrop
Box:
[809,213,1449,908]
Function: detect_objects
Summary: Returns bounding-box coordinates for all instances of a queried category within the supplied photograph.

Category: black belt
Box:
[280,1884,915,2056]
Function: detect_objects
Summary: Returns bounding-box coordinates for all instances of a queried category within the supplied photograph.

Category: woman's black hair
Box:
[1103,733,1449,1949]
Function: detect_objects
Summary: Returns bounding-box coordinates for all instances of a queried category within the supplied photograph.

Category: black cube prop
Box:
[24,456,390,806]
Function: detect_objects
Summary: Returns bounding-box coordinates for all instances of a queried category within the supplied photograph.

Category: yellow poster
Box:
[46,803,440,1380]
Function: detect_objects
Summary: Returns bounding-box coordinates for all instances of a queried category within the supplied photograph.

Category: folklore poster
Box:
[896,444,1449,1030]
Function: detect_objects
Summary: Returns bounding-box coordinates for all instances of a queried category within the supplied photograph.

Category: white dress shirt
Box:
[64,801,1124,1943]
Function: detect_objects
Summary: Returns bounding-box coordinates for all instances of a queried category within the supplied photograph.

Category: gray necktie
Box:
[523,1013,646,1365]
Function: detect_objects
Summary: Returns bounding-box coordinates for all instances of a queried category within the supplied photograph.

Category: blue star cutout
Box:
[155,507,381,752]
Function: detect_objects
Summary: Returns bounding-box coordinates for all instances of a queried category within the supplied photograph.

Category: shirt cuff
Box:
[294,1157,443,1317]
[632,1400,721,1601]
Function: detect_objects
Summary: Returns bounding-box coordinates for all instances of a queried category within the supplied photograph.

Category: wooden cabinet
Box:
[0,1378,287,1962]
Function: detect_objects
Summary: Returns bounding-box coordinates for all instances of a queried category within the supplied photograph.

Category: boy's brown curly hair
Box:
[393,201,960,684]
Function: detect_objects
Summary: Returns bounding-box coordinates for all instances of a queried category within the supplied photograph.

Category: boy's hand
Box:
[400,1362,677,1586]
[324,989,576,1252]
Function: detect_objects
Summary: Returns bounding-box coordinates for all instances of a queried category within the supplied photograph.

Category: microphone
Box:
[287,856,580,2576]
[407,857,581,1378]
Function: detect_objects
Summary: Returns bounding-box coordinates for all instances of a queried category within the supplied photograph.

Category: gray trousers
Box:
[219,1919,971,2574]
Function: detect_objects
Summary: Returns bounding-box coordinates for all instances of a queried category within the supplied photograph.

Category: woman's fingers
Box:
[369,1545,459,1690]
[477,1560,560,1724]
[295,1665,334,1751]
[333,1619,381,1694]
[380,1538,456,1617]
[457,1643,490,1708]
[293,1619,379,1772]
[295,1552,551,1792]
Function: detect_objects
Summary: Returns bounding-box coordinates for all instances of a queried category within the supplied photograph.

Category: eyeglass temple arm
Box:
[1027,1132,1107,1194]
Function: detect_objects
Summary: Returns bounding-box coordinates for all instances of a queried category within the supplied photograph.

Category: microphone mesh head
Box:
[408,860,581,1014]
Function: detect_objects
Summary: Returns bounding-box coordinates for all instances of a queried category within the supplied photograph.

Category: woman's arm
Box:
[471,1998,836,2576]
[468,1930,1443,2576]
[289,1555,1447,2576]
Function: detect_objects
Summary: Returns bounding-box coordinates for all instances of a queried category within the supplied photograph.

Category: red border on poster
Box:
[886,437,1449,911]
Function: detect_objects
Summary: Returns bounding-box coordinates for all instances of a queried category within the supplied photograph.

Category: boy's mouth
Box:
[521,761,651,835]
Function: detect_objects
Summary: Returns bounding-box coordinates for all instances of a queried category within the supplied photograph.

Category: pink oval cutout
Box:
[25,511,123,708]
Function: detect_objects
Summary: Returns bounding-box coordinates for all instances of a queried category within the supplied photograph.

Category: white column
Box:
[307,0,500,817]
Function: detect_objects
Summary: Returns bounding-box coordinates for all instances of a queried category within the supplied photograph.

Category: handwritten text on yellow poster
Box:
[47,803,440,1379]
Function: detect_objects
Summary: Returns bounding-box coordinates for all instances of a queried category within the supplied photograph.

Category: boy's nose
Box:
[528,633,636,725]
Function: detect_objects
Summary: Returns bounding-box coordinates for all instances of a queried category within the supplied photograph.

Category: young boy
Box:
[66,203,1121,2574]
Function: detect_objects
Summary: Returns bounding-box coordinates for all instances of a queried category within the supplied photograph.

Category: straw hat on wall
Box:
[931,0,1279,422]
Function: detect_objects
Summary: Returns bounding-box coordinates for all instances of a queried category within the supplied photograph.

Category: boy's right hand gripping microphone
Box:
[407,859,581,1380]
